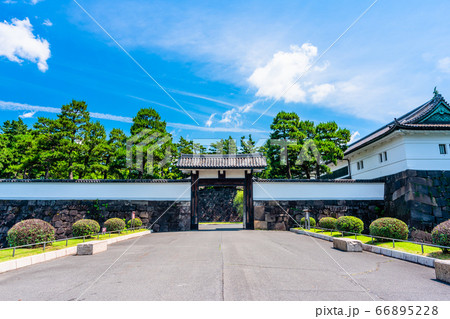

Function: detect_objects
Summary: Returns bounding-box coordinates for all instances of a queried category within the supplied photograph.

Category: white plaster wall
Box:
[253,182,384,200]
[197,169,248,178]
[0,183,191,200]
[347,131,450,179]
[403,132,450,170]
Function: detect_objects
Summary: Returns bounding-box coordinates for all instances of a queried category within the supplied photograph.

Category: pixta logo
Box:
[126,129,172,175]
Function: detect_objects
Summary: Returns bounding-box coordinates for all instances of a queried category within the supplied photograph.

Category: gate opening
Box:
[198,186,244,230]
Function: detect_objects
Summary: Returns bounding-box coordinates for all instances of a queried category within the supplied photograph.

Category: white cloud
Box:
[42,19,53,27]
[218,101,257,127]
[437,57,450,74]
[0,17,51,72]
[205,113,215,127]
[0,100,133,123]
[19,111,36,118]
[248,44,331,103]
[30,0,44,4]
[309,84,335,103]
[349,131,360,144]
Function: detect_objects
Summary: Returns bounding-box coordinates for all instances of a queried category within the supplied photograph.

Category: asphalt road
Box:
[0,224,448,301]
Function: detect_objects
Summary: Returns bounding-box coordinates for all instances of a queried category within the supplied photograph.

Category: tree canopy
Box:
[0,102,350,180]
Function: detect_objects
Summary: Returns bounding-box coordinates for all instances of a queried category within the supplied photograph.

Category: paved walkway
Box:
[0,225,448,301]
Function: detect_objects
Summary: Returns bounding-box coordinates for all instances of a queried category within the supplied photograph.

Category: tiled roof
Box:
[345,93,450,155]
[177,153,267,169]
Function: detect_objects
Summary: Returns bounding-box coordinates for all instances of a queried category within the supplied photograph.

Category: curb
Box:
[0,230,151,274]
[290,228,436,268]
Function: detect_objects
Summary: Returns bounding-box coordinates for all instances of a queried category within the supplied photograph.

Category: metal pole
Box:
[393,240,395,248]
[371,236,374,244]
[43,242,46,251]
[421,244,424,254]
[66,239,68,247]
[83,236,85,243]
[12,247,15,257]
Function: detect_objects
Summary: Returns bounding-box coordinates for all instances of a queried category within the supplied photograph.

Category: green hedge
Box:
[318,217,337,230]
[7,219,55,247]
[369,217,408,240]
[300,217,316,228]
[336,216,364,234]
[72,219,100,237]
[432,220,450,252]
[104,218,126,232]
[127,217,143,229]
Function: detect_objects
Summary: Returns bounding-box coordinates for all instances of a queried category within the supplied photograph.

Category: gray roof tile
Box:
[177,153,267,169]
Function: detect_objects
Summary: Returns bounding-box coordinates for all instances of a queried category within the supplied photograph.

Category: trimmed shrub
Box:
[369,217,408,240]
[6,219,55,247]
[104,218,126,232]
[127,217,143,229]
[431,220,450,252]
[72,219,100,237]
[336,216,364,234]
[318,217,337,230]
[300,217,316,228]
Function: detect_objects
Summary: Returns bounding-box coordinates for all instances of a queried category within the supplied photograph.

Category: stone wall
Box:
[0,200,190,248]
[254,200,384,232]
[382,170,450,231]
[198,187,242,222]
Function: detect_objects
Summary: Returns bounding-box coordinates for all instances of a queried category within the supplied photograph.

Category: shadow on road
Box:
[198,223,244,231]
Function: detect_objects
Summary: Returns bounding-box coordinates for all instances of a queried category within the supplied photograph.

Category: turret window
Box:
[439,144,447,154]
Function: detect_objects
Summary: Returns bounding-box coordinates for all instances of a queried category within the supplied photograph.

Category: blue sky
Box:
[1,0,450,144]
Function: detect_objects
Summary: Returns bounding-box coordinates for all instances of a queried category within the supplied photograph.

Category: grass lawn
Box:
[0,229,147,263]
[199,222,243,225]
[296,228,450,260]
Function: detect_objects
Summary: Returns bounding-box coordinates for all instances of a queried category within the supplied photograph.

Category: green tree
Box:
[33,117,63,179]
[55,100,91,179]
[0,119,32,178]
[312,121,350,178]
[263,111,306,179]
[129,108,177,179]
[209,136,237,154]
[104,128,128,179]
[76,121,108,179]
[240,134,258,154]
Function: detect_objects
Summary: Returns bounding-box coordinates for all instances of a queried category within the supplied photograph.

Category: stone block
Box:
[333,238,363,252]
[417,256,435,267]
[16,256,32,268]
[254,206,265,221]
[380,248,392,257]
[31,253,46,264]
[56,249,67,258]
[403,252,418,263]
[265,213,276,222]
[391,250,405,260]
[274,222,286,231]
[0,260,17,274]
[254,220,267,230]
[44,251,58,261]
[77,241,107,255]
[435,259,450,283]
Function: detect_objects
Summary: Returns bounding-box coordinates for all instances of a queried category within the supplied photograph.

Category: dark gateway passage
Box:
[198,186,243,223]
